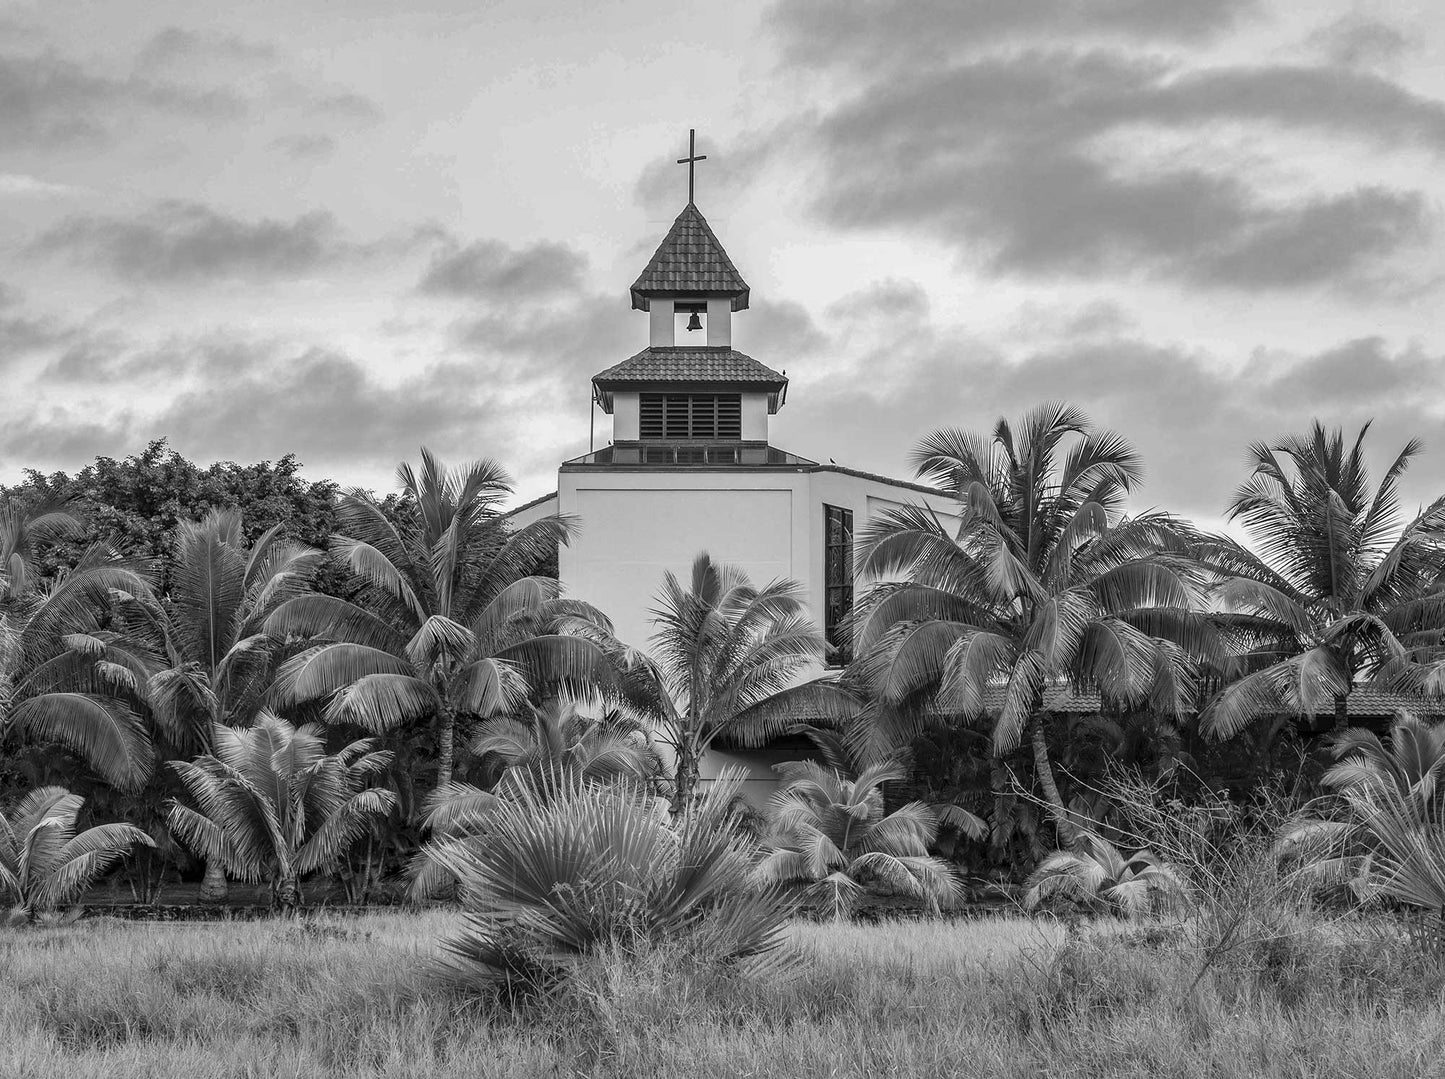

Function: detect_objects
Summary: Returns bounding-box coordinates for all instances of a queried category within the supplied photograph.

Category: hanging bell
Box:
[685,311,703,332]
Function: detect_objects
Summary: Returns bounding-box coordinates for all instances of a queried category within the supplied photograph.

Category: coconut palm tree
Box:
[1200,422,1445,738]
[643,553,859,814]
[1,786,154,923]
[165,713,396,911]
[108,507,324,754]
[83,507,323,902]
[1,503,154,791]
[472,696,663,791]
[854,402,1215,830]
[757,759,963,919]
[1023,831,1186,917]
[266,449,613,802]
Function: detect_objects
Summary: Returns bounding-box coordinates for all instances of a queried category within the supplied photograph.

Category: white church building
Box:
[509,138,959,797]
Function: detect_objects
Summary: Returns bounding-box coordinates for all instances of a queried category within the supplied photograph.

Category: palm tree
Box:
[1,503,154,791]
[267,449,612,803]
[87,507,322,902]
[1200,422,1445,738]
[644,553,858,814]
[854,402,1214,830]
[165,713,396,911]
[757,759,962,919]
[472,696,663,791]
[1279,713,1445,903]
[109,507,324,754]
[1,786,154,922]
[1023,832,1186,917]
[1325,713,1445,811]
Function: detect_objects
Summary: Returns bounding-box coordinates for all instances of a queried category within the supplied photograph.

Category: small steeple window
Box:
[639,394,742,440]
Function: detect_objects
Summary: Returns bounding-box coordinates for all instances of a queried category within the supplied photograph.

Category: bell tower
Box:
[588,129,788,466]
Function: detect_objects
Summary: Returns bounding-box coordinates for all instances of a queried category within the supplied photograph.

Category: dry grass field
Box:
[3,910,1443,1079]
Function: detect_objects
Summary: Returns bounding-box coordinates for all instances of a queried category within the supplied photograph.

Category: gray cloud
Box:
[787,46,1445,290]
[35,201,349,284]
[785,329,1445,523]
[0,49,242,149]
[419,239,588,300]
[1,342,552,488]
[767,0,1257,71]
[134,27,278,72]
[270,133,338,160]
[1306,15,1413,71]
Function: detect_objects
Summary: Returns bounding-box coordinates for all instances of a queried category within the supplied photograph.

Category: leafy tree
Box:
[1200,421,1445,738]
[1023,832,1186,917]
[2,439,339,585]
[165,713,396,911]
[643,553,858,814]
[854,403,1214,832]
[1,503,154,791]
[1,786,153,923]
[425,769,794,993]
[267,448,612,802]
[757,759,964,919]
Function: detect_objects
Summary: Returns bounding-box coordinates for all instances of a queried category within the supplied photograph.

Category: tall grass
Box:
[4,909,1444,1078]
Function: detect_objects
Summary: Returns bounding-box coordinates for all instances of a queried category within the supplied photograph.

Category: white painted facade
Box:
[504,195,962,803]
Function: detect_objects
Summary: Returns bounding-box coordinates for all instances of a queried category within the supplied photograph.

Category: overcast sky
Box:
[2,0,1443,530]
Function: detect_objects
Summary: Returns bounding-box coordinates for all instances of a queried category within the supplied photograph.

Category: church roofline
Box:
[591,346,787,412]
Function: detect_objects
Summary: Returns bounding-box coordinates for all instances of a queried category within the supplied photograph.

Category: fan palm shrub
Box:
[1,503,154,791]
[266,449,613,803]
[1280,713,1445,901]
[407,697,664,900]
[1023,832,1186,917]
[757,759,964,919]
[644,553,858,814]
[0,786,154,923]
[165,713,396,911]
[854,403,1215,831]
[1200,421,1445,738]
[423,769,794,993]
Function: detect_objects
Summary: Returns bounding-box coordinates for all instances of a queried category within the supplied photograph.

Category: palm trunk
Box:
[989,758,1012,859]
[436,704,456,791]
[1333,692,1349,733]
[198,860,228,904]
[273,875,302,913]
[1029,713,1075,848]
[671,741,698,816]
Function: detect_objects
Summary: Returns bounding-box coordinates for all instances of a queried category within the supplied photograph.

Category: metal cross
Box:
[676,128,707,204]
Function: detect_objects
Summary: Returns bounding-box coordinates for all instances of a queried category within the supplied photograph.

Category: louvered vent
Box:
[639,394,742,440]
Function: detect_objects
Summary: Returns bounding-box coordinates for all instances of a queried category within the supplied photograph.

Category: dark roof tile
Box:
[630,203,750,311]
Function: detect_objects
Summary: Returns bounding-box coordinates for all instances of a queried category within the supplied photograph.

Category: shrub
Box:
[0,786,153,922]
[757,760,963,919]
[1023,832,1186,918]
[424,769,794,995]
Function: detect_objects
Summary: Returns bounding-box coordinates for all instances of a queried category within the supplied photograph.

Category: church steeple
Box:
[587,131,789,463]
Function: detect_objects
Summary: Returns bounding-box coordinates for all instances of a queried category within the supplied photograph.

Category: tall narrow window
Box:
[823,504,853,666]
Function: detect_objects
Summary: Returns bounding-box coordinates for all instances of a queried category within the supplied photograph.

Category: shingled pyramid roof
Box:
[591,347,787,412]
[629,202,750,312]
